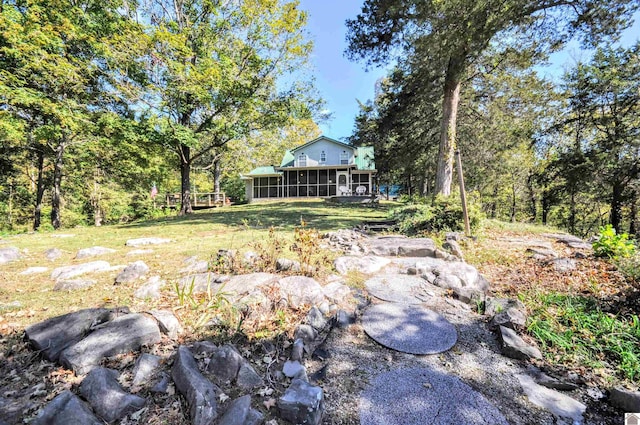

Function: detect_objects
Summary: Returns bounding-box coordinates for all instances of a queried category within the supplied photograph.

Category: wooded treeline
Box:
[347,0,640,237]
[0,0,321,230]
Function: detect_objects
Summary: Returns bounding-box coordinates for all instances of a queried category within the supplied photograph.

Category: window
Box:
[340,151,349,164]
[253,175,281,199]
[320,151,326,163]
[298,153,307,167]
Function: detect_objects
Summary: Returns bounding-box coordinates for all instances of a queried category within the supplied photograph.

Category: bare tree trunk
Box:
[527,172,537,222]
[179,144,193,215]
[51,139,65,229]
[541,191,550,226]
[629,191,637,238]
[213,157,221,201]
[91,168,103,226]
[489,185,498,219]
[435,56,463,196]
[569,191,576,234]
[610,181,624,233]
[510,182,517,222]
[33,148,45,231]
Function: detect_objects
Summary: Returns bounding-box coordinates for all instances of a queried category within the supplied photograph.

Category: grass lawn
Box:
[0,200,390,330]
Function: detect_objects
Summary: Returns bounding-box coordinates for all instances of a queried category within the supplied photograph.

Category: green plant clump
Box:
[390,195,483,235]
[593,225,636,259]
[525,292,640,381]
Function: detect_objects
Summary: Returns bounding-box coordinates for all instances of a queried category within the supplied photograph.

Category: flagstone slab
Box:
[360,367,508,425]
[362,303,457,355]
[364,274,430,304]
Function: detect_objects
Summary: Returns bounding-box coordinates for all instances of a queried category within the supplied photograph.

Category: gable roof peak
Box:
[290,135,354,152]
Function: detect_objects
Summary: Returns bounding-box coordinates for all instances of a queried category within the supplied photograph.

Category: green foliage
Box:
[390,196,483,235]
[615,254,640,283]
[526,292,640,381]
[593,225,636,259]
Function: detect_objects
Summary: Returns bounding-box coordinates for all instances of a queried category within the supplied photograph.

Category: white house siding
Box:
[293,139,355,167]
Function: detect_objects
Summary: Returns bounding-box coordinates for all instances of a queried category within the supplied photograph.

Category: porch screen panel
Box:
[319,170,328,197]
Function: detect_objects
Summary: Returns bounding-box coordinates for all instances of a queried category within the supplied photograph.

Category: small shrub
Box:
[593,225,636,259]
[390,195,483,235]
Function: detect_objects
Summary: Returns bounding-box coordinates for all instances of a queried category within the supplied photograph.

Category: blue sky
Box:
[298,1,640,142]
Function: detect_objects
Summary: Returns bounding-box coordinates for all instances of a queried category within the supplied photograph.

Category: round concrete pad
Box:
[362,303,457,354]
[364,274,429,304]
[360,367,508,425]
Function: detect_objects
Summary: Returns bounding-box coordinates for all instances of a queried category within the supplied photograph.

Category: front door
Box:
[337,171,349,195]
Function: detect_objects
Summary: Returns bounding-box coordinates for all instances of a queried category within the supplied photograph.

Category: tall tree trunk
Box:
[510,182,517,222]
[213,157,221,201]
[610,180,624,233]
[489,185,498,219]
[629,191,637,237]
[527,172,537,222]
[33,148,45,231]
[568,191,576,234]
[434,56,463,196]
[51,139,65,229]
[179,144,193,215]
[541,190,550,226]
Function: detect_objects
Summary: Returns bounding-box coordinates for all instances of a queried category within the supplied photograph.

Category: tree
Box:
[1,0,143,228]
[562,43,640,233]
[346,0,639,196]
[141,0,320,214]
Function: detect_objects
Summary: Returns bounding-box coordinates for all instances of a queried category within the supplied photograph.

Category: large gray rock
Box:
[306,306,328,331]
[367,236,437,257]
[45,248,63,261]
[115,260,149,283]
[178,272,227,294]
[76,246,116,259]
[237,362,264,389]
[278,378,324,425]
[443,239,464,260]
[59,313,162,374]
[547,258,577,273]
[150,309,183,340]
[610,386,640,412]
[364,274,430,304]
[498,326,542,360]
[217,395,263,425]
[517,374,585,422]
[125,237,172,247]
[208,344,244,383]
[223,272,278,296]
[487,298,527,330]
[334,255,391,275]
[25,308,113,362]
[283,360,306,379]
[276,258,301,272]
[51,261,111,281]
[134,276,166,299]
[172,346,219,425]
[53,279,97,291]
[33,390,102,425]
[322,281,352,304]
[132,353,162,387]
[359,367,508,425]
[0,247,21,264]
[19,266,49,275]
[181,256,210,274]
[79,367,146,423]
[526,247,558,260]
[277,276,326,308]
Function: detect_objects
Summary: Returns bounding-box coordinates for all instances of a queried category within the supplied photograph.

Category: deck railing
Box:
[165,192,227,208]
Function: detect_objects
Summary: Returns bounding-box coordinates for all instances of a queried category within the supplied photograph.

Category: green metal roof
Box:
[355,146,376,170]
[280,150,295,167]
[245,166,282,176]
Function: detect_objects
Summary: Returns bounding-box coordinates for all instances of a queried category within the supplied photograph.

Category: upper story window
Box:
[340,151,349,165]
[298,153,307,167]
[320,151,326,163]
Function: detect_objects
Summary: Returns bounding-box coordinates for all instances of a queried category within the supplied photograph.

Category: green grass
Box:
[524,291,640,382]
[0,200,390,329]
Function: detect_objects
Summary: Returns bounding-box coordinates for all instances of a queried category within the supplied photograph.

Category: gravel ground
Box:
[310,292,617,425]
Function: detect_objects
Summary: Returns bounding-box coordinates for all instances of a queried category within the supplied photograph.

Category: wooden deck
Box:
[165,192,227,210]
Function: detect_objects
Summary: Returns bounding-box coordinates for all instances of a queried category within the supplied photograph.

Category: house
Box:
[241,136,376,202]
